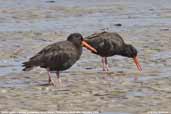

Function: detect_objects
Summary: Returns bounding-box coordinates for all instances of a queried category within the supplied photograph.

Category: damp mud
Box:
[0,0,171,114]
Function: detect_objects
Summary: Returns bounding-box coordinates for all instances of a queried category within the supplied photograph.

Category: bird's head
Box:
[67,33,97,53]
[123,44,138,58]
[67,33,83,45]
[122,44,142,71]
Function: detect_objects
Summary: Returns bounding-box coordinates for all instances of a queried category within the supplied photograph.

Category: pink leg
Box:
[47,71,54,86]
[56,71,62,86]
[101,57,106,71]
[104,57,109,71]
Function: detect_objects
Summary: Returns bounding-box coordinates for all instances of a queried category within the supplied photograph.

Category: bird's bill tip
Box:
[82,41,97,53]
[133,56,142,71]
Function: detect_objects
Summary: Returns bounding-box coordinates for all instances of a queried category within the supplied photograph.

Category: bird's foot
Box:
[48,79,55,86]
[51,78,63,88]
[57,78,63,87]
[102,68,106,71]
[102,66,110,72]
[105,65,110,71]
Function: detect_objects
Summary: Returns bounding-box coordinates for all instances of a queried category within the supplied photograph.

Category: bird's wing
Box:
[85,32,125,54]
[26,41,73,66]
[42,46,76,66]
[85,31,107,39]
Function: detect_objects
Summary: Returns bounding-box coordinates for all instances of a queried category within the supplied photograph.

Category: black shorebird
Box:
[22,33,97,86]
[85,31,142,72]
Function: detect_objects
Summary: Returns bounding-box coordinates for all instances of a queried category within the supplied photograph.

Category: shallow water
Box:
[0,59,22,76]
[1,17,171,33]
[0,0,171,113]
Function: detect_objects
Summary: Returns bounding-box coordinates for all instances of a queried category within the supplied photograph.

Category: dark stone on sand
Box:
[160,28,169,31]
[46,0,56,3]
[114,23,122,27]
[85,67,93,70]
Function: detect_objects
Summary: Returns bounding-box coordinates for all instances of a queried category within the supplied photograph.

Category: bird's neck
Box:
[72,42,82,55]
[118,44,130,57]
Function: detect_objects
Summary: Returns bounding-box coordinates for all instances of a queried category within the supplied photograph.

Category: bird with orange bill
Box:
[22,33,97,86]
[85,31,142,76]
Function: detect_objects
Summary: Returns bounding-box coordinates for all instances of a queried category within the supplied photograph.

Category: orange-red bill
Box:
[82,41,97,53]
[133,56,142,71]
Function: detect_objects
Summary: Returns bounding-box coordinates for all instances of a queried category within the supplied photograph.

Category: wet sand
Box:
[0,0,171,114]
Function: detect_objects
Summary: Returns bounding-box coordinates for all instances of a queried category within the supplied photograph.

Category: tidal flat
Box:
[0,0,171,114]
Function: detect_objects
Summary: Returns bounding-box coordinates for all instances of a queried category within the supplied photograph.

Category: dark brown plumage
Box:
[23,33,97,86]
[85,31,142,72]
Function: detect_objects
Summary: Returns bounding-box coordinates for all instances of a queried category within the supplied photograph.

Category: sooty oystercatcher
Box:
[85,31,142,72]
[22,33,97,86]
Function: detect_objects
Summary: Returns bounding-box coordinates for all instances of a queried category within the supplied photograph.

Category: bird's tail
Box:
[22,61,34,71]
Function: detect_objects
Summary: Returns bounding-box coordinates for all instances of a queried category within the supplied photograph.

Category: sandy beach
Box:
[0,0,171,114]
